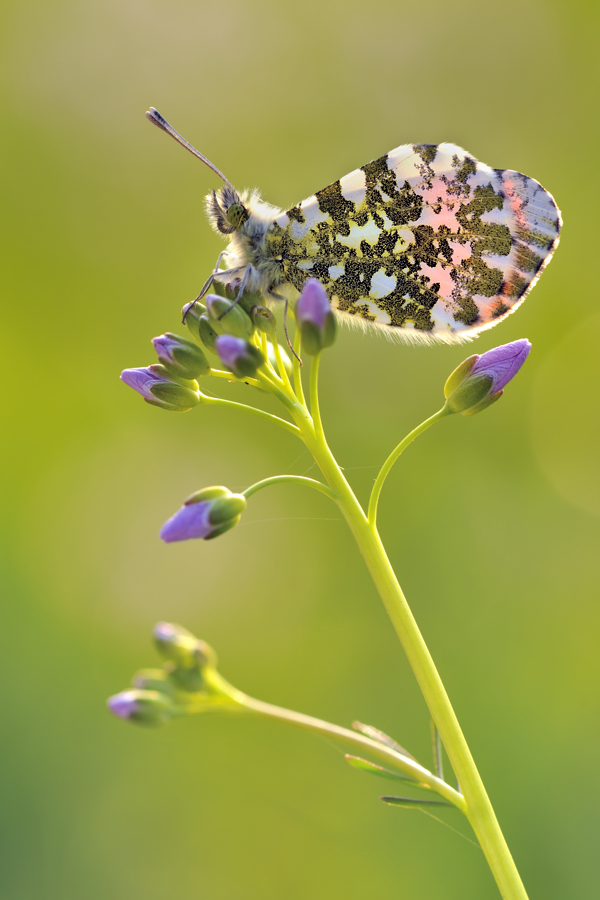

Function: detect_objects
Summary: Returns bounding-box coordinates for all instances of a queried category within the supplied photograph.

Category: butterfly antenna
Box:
[145,107,233,187]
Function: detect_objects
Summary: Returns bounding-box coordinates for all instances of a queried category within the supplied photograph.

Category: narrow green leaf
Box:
[430,718,444,781]
[380,795,452,809]
[352,721,418,762]
[345,755,418,783]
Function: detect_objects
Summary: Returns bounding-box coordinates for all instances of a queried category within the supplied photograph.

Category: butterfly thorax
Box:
[205,186,285,296]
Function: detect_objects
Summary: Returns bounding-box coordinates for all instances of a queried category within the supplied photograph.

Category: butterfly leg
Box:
[214,264,254,322]
[181,258,245,323]
[268,289,301,365]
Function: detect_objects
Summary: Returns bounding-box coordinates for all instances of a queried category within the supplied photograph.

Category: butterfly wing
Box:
[267,144,561,343]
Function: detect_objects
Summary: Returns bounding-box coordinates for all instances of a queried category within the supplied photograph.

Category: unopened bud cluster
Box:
[107,622,224,726]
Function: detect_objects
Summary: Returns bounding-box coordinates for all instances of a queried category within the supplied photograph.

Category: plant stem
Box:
[243,474,339,503]
[201,672,464,808]
[294,360,528,900]
[201,395,300,437]
[368,406,452,526]
[271,335,294,394]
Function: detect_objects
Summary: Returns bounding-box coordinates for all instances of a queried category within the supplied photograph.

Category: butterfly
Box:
[146,108,560,345]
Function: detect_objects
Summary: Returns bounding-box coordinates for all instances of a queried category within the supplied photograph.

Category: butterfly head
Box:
[206,185,250,235]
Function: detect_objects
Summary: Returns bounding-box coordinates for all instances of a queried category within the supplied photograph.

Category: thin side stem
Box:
[208,368,262,389]
[254,370,305,417]
[368,406,451,527]
[199,671,465,809]
[271,335,294,395]
[201,395,300,437]
[243,474,339,503]
[292,325,306,408]
[309,353,324,441]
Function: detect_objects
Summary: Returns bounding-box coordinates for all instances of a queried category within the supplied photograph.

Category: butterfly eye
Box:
[226,203,249,228]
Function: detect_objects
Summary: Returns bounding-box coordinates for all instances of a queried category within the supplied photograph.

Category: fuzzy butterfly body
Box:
[146,110,561,344]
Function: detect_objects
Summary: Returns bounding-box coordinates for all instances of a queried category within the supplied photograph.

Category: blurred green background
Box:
[2,0,599,896]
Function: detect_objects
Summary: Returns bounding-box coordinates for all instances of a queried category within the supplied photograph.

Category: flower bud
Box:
[444,340,531,416]
[107,689,175,726]
[198,315,219,353]
[215,335,264,379]
[165,666,202,693]
[121,365,201,411]
[214,278,262,313]
[153,621,217,669]
[152,333,210,379]
[296,279,336,355]
[251,305,277,335]
[206,294,254,339]
[131,668,177,697]
[159,486,247,543]
[182,301,207,344]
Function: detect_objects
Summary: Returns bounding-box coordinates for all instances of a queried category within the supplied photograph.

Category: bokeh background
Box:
[2,0,599,897]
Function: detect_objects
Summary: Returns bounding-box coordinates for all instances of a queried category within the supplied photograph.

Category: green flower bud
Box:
[183,301,207,345]
[199,315,219,353]
[131,668,177,697]
[212,279,263,316]
[210,279,231,299]
[206,294,254,339]
[215,335,264,378]
[121,365,201,412]
[107,689,175,726]
[207,494,247,525]
[161,487,247,543]
[251,305,277,335]
[461,391,503,417]
[443,341,532,416]
[167,664,205,693]
[153,622,218,670]
[149,384,201,411]
[184,486,230,503]
[296,280,337,356]
[446,373,494,414]
[443,356,478,399]
[152,333,210,379]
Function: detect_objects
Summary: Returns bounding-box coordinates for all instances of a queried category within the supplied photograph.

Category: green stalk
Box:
[243,474,339,503]
[368,406,451,526]
[199,671,465,808]
[295,354,528,900]
[201,395,300,437]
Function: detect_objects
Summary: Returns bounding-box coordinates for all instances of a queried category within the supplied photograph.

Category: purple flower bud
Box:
[215,335,264,378]
[153,621,217,671]
[297,279,330,329]
[160,501,213,542]
[469,339,531,393]
[151,333,209,379]
[121,364,201,411]
[107,689,174,726]
[160,487,247,543]
[444,339,532,416]
[121,365,170,401]
[296,279,336,355]
[108,690,140,720]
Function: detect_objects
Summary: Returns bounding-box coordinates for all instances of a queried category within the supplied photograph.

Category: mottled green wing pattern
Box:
[265,143,561,343]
